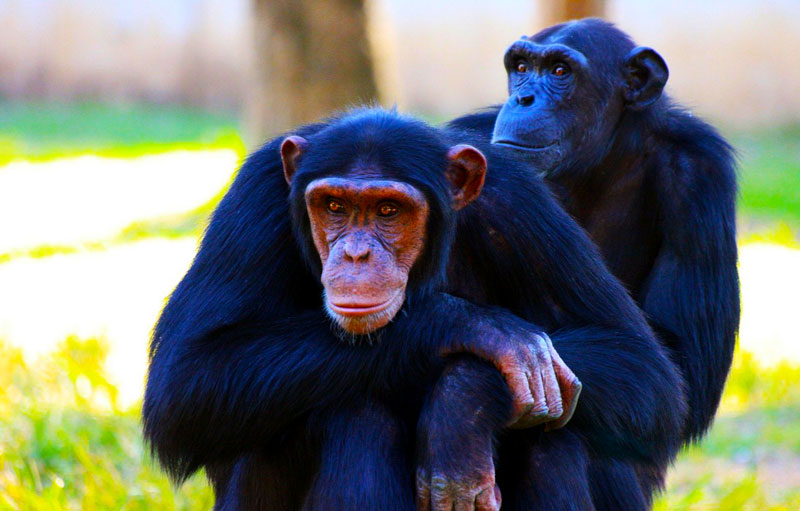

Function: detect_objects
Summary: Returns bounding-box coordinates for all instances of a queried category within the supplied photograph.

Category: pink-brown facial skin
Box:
[281,135,486,336]
[305,176,429,335]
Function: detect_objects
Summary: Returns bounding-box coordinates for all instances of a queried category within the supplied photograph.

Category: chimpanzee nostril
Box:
[343,238,371,262]
[518,94,535,107]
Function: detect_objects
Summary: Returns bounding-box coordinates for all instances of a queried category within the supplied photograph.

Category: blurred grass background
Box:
[0,101,798,510]
[1,336,798,510]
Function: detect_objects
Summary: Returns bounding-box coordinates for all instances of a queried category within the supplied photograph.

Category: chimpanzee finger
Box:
[455,497,475,511]
[537,341,564,420]
[508,342,549,428]
[502,362,536,423]
[509,368,548,428]
[416,469,432,511]
[545,344,582,431]
[475,486,501,511]
[430,475,455,511]
[431,491,455,511]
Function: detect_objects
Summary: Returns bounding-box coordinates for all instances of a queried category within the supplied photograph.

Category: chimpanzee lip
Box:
[493,139,557,151]
[328,291,401,317]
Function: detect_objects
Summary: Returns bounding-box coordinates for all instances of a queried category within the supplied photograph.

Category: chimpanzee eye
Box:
[552,63,570,77]
[516,61,529,73]
[377,202,399,218]
[327,199,346,214]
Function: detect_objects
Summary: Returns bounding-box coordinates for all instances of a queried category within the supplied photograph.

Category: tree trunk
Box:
[247,0,378,143]
[540,0,606,26]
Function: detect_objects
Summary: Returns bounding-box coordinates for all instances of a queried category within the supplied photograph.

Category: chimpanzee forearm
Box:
[143,292,545,482]
[417,324,684,509]
[424,323,685,469]
[446,155,687,459]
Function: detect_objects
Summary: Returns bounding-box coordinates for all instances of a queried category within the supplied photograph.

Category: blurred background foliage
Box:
[0,1,799,510]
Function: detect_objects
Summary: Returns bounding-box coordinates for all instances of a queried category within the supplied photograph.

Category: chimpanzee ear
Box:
[446,145,487,210]
[623,47,668,111]
[280,136,309,185]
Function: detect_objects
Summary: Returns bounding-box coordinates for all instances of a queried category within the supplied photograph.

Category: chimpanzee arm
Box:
[416,162,689,507]
[144,291,558,483]
[641,139,739,441]
[425,151,687,464]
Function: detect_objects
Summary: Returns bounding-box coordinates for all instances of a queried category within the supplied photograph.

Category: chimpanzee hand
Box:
[416,360,503,511]
[443,317,582,430]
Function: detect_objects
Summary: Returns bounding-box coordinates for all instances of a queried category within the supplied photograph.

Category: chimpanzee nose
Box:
[343,238,371,262]
[517,93,535,107]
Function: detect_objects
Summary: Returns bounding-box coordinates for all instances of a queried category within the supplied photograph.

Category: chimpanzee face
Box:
[492,20,667,178]
[280,135,486,335]
[304,176,429,334]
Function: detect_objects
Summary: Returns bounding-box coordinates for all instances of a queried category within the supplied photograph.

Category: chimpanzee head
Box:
[492,18,668,178]
[281,109,486,335]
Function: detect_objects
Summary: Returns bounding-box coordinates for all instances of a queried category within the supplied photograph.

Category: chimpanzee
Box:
[450,18,739,498]
[143,109,685,510]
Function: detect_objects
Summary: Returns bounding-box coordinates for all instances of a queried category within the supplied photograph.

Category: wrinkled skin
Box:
[443,324,581,430]
[419,325,581,511]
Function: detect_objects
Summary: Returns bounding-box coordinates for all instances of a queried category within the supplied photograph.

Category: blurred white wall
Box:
[1,0,799,126]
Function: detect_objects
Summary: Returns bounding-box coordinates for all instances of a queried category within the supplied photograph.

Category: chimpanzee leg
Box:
[497,429,595,511]
[302,401,415,511]
[212,445,316,511]
[588,458,649,511]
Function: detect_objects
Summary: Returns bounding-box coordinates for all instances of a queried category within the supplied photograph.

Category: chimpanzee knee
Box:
[302,401,415,511]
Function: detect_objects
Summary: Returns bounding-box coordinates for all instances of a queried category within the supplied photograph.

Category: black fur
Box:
[452,18,740,504]
[144,108,686,510]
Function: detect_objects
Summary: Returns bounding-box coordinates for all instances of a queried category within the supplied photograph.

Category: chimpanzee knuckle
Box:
[525,392,550,419]
[512,409,548,429]
[535,348,551,366]
[511,396,535,422]
[430,474,451,493]
[532,402,550,418]
[475,487,501,511]
[547,402,565,419]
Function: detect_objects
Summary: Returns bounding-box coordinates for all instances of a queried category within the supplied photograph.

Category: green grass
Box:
[0,338,213,510]
[654,350,800,510]
[1,337,798,510]
[730,126,800,227]
[0,101,243,164]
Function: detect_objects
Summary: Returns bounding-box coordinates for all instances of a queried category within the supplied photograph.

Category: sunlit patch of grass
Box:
[0,338,213,510]
[0,101,244,163]
[740,222,800,248]
[115,186,229,242]
[654,345,800,509]
[731,125,800,226]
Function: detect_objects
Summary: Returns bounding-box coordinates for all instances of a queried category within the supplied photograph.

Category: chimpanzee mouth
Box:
[328,290,403,318]
[493,140,558,152]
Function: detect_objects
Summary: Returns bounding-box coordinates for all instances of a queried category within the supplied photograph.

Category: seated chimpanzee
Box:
[450,18,739,503]
[144,109,685,511]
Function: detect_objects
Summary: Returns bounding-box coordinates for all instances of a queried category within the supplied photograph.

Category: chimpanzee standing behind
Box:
[450,18,739,499]
[144,109,685,510]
